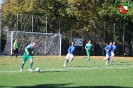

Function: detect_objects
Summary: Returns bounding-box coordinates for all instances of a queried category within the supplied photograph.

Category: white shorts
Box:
[111,52,115,56]
[66,53,74,60]
[106,54,110,59]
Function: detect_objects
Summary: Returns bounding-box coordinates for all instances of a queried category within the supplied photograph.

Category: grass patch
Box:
[0,56,133,88]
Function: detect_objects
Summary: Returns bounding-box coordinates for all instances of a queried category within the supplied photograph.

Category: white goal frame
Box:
[3,31,62,56]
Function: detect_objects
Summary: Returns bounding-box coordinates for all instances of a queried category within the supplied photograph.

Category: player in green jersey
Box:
[11,39,19,57]
[84,40,93,63]
[20,42,36,72]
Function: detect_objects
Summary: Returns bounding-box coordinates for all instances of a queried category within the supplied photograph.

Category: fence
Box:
[1,13,133,56]
[58,21,132,56]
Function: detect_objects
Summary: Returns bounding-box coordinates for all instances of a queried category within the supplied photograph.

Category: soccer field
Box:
[0,56,133,88]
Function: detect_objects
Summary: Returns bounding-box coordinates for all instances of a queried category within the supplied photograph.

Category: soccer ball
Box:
[36,67,40,72]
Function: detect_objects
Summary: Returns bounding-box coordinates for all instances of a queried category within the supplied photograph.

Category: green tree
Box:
[2,0,133,55]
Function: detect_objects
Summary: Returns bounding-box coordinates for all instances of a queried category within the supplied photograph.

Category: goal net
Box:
[2,31,62,56]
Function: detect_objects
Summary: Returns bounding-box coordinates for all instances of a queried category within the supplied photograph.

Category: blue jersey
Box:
[111,44,117,53]
[67,46,76,55]
[105,45,112,56]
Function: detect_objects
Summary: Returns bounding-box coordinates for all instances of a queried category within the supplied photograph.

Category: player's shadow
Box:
[115,64,123,66]
[77,66,88,67]
[116,61,132,66]
[36,70,69,73]
[1,84,133,88]
[120,61,129,63]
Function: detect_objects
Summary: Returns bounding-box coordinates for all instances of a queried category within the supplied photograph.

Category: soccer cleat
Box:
[29,68,32,72]
[20,69,23,72]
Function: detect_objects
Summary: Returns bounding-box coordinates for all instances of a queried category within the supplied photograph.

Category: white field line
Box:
[0,66,133,73]
[44,66,133,71]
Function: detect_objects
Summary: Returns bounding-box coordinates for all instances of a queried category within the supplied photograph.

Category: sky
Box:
[0,0,3,8]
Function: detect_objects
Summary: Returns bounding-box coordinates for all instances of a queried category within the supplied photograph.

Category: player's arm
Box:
[25,48,29,55]
[91,44,93,50]
[85,45,87,50]
[115,46,117,50]
[85,47,86,50]
[104,47,106,50]
[91,47,93,51]
[25,45,30,55]
[67,46,71,53]
[104,46,108,51]
[74,47,76,55]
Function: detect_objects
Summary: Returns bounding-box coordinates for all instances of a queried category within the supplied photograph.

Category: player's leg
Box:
[20,55,27,72]
[87,51,91,63]
[111,52,114,62]
[14,49,17,57]
[69,54,74,61]
[63,59,69,67]
[83,50,88,59]
[28,56,33,72]
[105,54,109,65]
[15,48,18,58]
[88,55,90,63]
[63,53,70,67]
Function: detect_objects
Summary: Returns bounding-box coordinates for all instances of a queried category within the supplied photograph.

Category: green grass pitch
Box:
[0,56,133,88]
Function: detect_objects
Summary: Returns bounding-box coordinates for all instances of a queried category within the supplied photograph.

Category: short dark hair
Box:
[72,41,75,43]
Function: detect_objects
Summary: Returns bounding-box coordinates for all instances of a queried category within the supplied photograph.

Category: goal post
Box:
[2,31,62,56]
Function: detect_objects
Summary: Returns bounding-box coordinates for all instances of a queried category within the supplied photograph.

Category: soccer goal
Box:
[2,31,62,56]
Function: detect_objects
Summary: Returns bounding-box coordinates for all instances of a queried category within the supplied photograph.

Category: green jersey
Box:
[13,42,18,49]
[85,43,93,51]
[24,44,34,56]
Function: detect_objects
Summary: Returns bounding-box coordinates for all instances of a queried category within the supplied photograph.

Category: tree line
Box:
[1,0,133,55]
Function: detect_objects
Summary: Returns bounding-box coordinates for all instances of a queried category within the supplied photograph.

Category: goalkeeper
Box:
[20,42,36,72]
[11,39,19,57]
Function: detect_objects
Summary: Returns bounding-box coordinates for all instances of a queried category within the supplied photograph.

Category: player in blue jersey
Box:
[104,42,113,65]
[63,41,76,67]
[111,42,117,62]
